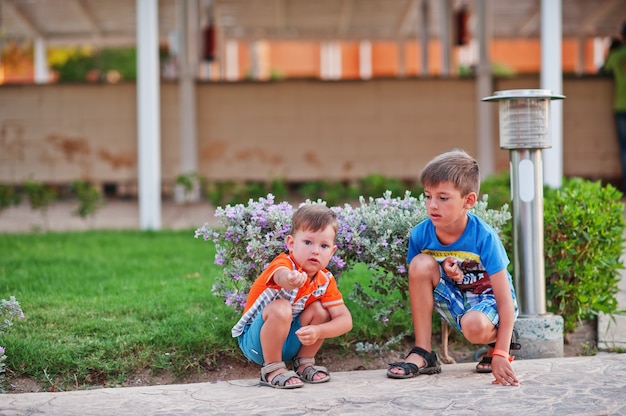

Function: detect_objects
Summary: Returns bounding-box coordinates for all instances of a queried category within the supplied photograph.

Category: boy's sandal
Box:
[260,361,304,389]
[386,346,442,379]
[293,357,330,384]
[476,341,522,374]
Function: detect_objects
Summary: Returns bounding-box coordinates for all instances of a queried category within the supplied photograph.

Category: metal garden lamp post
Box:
[482,89,565,358]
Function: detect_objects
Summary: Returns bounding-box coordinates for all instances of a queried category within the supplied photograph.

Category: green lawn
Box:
[0,230,410,390]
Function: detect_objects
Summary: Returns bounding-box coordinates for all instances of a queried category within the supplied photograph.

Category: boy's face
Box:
[423,181,476,230]
[286,225,337,277]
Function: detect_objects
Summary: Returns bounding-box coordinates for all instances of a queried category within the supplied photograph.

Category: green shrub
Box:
[543,178,625,331]
[24,181,56,213]
[295,180,351,205]
[0,184,21,212]
[358,174,406,198]
[71,181,103,219]
[479,170,511,209]
[268,178,288,200]
[321,181,350,206]
[176,173,196,194]
[202,180,245,206]
[52,47,137,82]
[482,173,624,332]
[480,170,513,254]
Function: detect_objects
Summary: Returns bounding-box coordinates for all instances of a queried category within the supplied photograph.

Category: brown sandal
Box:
[293,357,330,384]
[260,362,304,389]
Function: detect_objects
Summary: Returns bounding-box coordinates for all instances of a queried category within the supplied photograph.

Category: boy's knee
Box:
[301,301,330,325]
[264,299,293,322]
[460,313,494,344]
[408,254,439,282]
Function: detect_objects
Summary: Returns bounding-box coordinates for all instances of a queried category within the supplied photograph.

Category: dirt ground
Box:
[6,321,597,394]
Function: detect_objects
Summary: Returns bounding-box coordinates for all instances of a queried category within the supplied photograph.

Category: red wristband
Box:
[492,349,514,362]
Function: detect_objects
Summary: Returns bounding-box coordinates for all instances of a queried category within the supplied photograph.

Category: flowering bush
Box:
[195,192,511,320]
[195,194,347,312]
[333,191,510,322]
[0,296,25,379]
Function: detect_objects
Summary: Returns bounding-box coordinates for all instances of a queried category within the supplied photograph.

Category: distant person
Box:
[231,204,352,389]
[387,149,520,386]
[602,23,626,191]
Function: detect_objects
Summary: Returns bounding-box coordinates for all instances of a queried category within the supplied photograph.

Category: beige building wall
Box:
[0,76,618,193]
[196,78,476,183]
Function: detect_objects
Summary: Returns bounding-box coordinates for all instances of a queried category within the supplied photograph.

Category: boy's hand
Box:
[285,269,307,288]
[491,356,520,387]
[295,326,320,346]
[442,257,463,282]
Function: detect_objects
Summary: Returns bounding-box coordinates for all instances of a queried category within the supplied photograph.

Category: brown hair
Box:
[291,204,338,236]
[419,149,480,197]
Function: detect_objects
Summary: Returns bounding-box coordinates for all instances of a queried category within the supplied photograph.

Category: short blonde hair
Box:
[419,149,480,196]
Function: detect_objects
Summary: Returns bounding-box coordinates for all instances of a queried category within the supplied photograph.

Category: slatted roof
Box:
[0,0,625,47]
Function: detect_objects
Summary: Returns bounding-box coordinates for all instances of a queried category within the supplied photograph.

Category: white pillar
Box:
[33,37,49,84]
[419,0,429,77]
[440,0,451,77]
[175,0,200,203]
[397,39,406,78]
[137,0,162,230]
[593,37,606,72]
[575,35,585,76]
[225,40,239,81]
[250,40,261,80]
[540,0,563,188]
[359,40,372,80]
[475,0,494,176]
[321,41,342,80]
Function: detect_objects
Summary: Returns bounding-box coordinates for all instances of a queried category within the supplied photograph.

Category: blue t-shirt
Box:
[407,212,510,294]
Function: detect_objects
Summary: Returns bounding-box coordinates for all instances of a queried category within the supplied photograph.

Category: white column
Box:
[225,40,239,81]
[475,0,494,176]
[439,0,451,77]
[541,0,563,188]
[419,0,429,77]
[397,39,406,78]
[593,37,606,72]
[575,35,585,76]
[321,41,342,80]
[359,40,372,80]
[175,0,200,203]
[250,40,261,80]
[136,0,162,230]
[33,37,49,84]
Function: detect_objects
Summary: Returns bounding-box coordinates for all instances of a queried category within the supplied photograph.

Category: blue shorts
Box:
[237,312,303,365]
[433,265,518,333]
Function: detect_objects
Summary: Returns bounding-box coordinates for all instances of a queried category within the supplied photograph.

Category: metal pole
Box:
[510,148,546,315]
[475,0,494,177]
[483,89,565,316]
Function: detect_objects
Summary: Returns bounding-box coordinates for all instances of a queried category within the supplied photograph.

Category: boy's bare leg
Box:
[460,311,497,345]
[460,311,497,372]
[295,301,330,381]
[389,254,440,375]
[261,299,302,386]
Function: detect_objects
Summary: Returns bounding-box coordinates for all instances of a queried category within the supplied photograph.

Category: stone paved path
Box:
[1,354,625,416]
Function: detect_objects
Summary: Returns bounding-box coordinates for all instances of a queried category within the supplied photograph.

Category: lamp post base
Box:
[513,314,564,359]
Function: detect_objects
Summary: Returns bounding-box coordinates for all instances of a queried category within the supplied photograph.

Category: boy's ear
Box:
[464,192,477,208]
[286,234,294,250]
